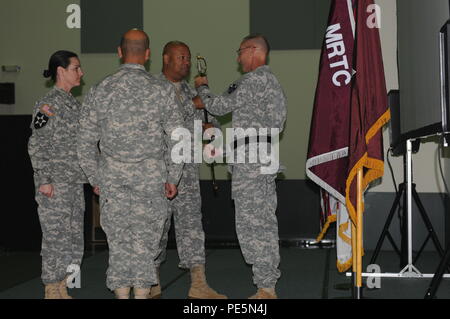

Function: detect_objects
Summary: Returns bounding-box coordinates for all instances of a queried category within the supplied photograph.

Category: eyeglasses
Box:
[236,46,257,55]
[176,55,191,62]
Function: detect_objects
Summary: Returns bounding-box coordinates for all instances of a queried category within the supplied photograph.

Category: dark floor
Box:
[1,246,450,300]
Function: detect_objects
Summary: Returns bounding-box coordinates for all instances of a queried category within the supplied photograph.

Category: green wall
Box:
[0,0,321,180]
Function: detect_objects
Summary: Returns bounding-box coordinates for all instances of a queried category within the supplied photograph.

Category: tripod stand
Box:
[370,140,445,273]
[425,244,450,298]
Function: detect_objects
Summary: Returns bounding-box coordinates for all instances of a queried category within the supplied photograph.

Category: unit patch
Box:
[34,112,49,129]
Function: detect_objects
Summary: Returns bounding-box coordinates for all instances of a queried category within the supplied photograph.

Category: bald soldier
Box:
[194,34,287,299]
[77,30,185,299]
[152,41,226,299]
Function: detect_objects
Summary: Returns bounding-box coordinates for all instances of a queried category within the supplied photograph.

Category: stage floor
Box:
[1,247,450,299]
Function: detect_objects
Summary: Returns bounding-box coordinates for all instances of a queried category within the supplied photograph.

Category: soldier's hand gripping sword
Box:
[197,54,219,195]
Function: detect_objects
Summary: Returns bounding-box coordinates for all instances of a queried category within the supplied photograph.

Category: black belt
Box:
[233,136,272,149]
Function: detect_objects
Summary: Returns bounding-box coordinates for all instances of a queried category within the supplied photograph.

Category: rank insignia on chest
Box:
[34,112,49,129]
[228,83,238,94]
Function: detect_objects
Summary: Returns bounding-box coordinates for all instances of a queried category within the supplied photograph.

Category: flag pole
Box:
[351,218,357,296]
[355,167,364,299]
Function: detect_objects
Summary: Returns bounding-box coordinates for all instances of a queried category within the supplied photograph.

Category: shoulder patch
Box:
[39,104,55,117]
[227,83,238,94]
[33,112,50,129]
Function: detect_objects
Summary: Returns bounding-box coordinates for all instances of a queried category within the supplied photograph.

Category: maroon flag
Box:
[306,0,356,206]
[307,0,390,254]
[345,0,390,223]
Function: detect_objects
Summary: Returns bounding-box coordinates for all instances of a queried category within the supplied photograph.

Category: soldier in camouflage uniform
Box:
[151,41,226,299]
[28,50,87,299]
[194,35,287,299]
[77,30,185,299]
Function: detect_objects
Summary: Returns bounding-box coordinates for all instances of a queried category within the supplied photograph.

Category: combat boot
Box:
[248,288,277,299]
[149,267,162,299]
[149,284,161,299]
[133,287,151,299]
[44,282,62,299]
[114,287,131,299]
[59,277,73,299]
[188,264,227,299]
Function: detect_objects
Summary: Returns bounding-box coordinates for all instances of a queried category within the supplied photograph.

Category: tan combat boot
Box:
[149,267,162,299]
[59,277,73,299]
[149,283,162,299]
[248,288,277,299]
[114,287,131,299]
[44,282,62,299]
[188,264,227,299]
[133,287,151,299]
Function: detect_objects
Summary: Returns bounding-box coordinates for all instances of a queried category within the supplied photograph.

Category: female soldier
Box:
[28,50,87,299]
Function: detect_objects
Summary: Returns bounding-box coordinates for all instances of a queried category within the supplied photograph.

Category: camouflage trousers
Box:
[156,164,205,269]
[100,184,168,291]
[36,182,85,285]
[232,165,281,288]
